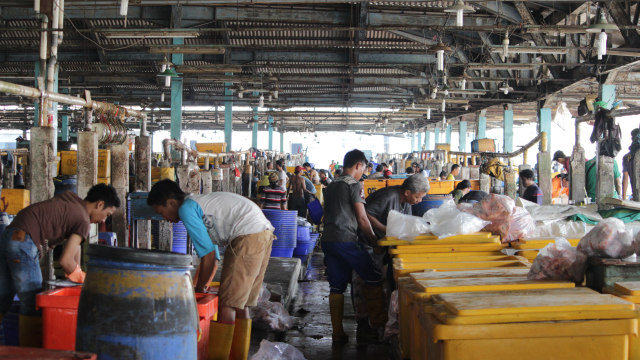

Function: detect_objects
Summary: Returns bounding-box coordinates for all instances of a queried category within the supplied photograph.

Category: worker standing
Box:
[147,180,275,360]
[321,149,386,345]
[0,184,120,347]
[446,164,460,180]
[519,169,544,204]
[287,166,310,218]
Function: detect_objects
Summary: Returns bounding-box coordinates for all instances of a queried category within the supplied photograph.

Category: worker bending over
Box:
[321,149,386,345]
[0,184,120,347]
[148,180,275,360]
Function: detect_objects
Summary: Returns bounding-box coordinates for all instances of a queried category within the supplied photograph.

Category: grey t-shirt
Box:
[364,186,411,238]
[322,175,365,243]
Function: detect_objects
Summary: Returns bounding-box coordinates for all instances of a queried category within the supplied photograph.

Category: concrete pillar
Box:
[425,129,430,150]
[435,127,441,144]
[268,112,274,151]
[135,135,152,249]
[570,145,586,203]
[76,131,98,199]
[537,153,552,205]
[459,121,467,152]
[224,73,233,152]
[469,167,480,180]
[176,165,202,195]
[503,108,514,153]
[252,91,259,148]
[34,61,40,126]
[445,125,452,144]
[29,127,56,203]
[504,172,517,200]
[459,167,470,180]
[596,156,615,210]
[170,40,183,144]
[110,140,129,247]
[599,84,616,109]
[201,170,212,194]
[477,116,486,139]
[539,108,552,152]
[480,173,491,193]
[633,149,640,201]
[158,221,173,251]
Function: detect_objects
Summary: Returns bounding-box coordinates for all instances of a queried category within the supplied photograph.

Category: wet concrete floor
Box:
[250,251,396,360]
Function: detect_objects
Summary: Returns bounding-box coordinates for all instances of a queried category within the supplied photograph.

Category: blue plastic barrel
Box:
[307,198,323,224]
[172,221,188,254]
[53,176,77,195]
[76,245,197,360]
[411,195,451,217]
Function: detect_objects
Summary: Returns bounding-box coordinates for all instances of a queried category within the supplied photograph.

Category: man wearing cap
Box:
[287,166,311,217]
[553,151,571,173]
[261,172,287,210]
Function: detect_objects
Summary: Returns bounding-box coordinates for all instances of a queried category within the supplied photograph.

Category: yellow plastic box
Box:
[363,179,386,198]
[428,181,455,195]
[98,149,111,178]
[0,188,30,215]
[387,179,405,187]
[59,150,77,175]
[97,177,110,185]
[151,167,176,182]
[195,143,227,153]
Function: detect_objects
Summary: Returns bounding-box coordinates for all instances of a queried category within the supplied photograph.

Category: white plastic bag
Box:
[250,284,296,331]
[577,218,637,258]
[423,200,490,238]
[249,340,306,360]
[384,290,400,339]
[528,220,587,239]
[504,207,536,242]
[528,238,587,283]
[386,210,430,240]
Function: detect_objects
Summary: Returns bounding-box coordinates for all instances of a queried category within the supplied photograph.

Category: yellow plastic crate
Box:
[98,149,111,178]
[429,180,456,195]
[0,188,30,215]
[389,242,506,254]
[511,238,581,249]
[454,180,480,191]
[97,177,110,185]
[396,255,517,263]
[363,179,386,198]
[393,260,530,278]
[386,179,404,187]
[414,276,573,297]
[436,143,451,151]
[59,150,77,175]
[151,167,175,182]
[195,143,226,153]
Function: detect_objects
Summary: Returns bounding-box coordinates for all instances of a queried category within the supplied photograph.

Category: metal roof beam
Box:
[473,1,522,24]
[603,0,640,48]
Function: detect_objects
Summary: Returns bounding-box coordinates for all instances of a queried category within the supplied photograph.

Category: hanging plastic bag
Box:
[249,340,306,360]
[528,238,587,283]
[504,207,536,243]
[384,290,400,339]
[424,199,490,239]
[386,210,430,241]
[577,218,637,258]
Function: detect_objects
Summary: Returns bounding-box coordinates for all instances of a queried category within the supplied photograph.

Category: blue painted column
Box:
[417,131,422,151]
[435,127,441,144]
[224,72,233,152]
[280,130,284,153]
[503,108,514,153]
[539,108,552,151]
[268,111,274,151]
[459,121,467,152]
[599,84,616,110]
[445,124,452,144]
[411,133,415,152]
[170,38,184,142]
[60,89,69,141]
[252,91,259,148]
[425,129,430,150]
[477,116,486,139]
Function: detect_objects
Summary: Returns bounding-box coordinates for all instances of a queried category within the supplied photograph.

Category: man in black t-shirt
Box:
[321,149,385,345]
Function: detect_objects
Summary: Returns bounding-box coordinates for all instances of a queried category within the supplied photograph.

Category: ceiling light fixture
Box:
[259,94,264,108]
[587,13,618,60]
[429,42,452,71]
[102,30,200,39]
[160,92,164,102]
[444,0,475,27]
[499,82,513,95]
[427,107,432,120]
[441,98,446,112]
[431,87,438,99]
[120,0,128,17]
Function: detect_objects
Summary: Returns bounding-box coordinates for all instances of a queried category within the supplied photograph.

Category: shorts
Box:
[218,229,274,309]
[321,240,382,294]
[0,228,42,316]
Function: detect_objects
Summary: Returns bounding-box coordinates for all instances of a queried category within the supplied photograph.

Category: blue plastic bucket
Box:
[270,247,294,258]
[307,198,323,224]
[172,221,188,254]
[411,195,451,217]
[263,209,298,248]
[76,245,197,360]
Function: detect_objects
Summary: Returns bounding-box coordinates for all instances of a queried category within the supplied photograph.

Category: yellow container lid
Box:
[392,250,503,257]
[511,238,580,249]
[416,276,574,296]
[603,286,640,303]
[394,260,530,277]
[390,243,505,254]
[379,232,496,246]
[614,281,640,296]
[397,255,518,263]
[410,268,530,283]
[440,288,633,317]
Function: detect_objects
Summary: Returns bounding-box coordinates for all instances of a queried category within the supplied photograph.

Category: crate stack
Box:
[388,231,639,360]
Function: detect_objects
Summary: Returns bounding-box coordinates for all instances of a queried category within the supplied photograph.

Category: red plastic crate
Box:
[36,286,82,351]
[0,346,96,359]
[195,293,218,360]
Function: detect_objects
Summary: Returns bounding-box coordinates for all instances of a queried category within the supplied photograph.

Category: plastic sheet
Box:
[577,218,638,259]
[527,220,588,239]
[424,200,490,239]
[458,194,515,240]
[504,207,536,242]
[249,340,306,360]
[384,290,399,339]
[528,238,587,283]
[386,210,430,240]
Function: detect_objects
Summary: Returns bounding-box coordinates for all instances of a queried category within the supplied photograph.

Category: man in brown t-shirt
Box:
[0,184,120,347]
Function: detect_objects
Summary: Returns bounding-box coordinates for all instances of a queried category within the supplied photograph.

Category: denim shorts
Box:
[0,228,42,316]
[321,240,382,294]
